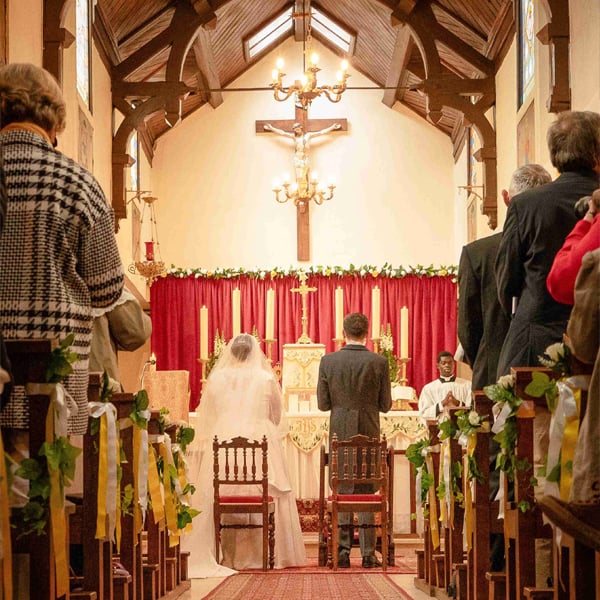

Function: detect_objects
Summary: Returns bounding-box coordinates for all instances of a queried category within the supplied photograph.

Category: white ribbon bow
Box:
[88,401,118,541]
[25,382,78,438]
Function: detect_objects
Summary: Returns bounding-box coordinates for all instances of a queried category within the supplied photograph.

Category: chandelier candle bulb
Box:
[266,288,275,340]
[371,286,380,339]
[200,306,208,360]
[400,306,409,358]
[335,287,344,340]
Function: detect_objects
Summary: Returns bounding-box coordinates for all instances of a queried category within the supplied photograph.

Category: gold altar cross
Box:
[257,104,347,262]
[290,271,318,344]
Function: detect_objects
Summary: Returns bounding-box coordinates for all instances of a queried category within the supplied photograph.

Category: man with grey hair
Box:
[495,111,600,377]
[459,163,552,391]
[458,163,551,573]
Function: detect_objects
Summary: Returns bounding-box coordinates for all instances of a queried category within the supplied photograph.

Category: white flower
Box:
[468,411,480,426]
[497,374,514,389]
[544,342,564,362]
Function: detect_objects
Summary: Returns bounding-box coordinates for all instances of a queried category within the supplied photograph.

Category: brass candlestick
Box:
[397,357,411,386]
[264,338,276,363]
[198,357,208,383]
[371,337,380,354]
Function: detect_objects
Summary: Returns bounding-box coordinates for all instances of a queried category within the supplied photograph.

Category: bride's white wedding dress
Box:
[181,335,306,578]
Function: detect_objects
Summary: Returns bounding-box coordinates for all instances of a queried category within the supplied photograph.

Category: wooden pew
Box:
[112,392,143,600]
[414,420,441,596]
[504,367,554,599]
[80,372,115,599]
[5,339,61,600]
[469,391,504,600]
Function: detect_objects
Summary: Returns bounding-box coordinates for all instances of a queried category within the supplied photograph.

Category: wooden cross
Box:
[257,104,347,262]
[290,271,318,343]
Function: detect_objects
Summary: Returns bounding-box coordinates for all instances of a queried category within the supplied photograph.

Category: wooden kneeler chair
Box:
[326,434,390,571]
[318,441,395,567]
[213,435,275,570]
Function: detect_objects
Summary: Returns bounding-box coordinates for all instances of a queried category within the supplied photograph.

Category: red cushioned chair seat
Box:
[219,495,274,503]
[328,494,382,502]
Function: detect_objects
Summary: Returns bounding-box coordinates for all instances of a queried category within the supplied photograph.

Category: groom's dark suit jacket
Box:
[317,344,392,446]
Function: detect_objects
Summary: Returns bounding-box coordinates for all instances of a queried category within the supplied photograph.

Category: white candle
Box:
[335,287,344,339]
[400,306,409,358]
[232,288,241,337]
[266,288,275,340]
[200,306,208,360]
[371,286,380,339]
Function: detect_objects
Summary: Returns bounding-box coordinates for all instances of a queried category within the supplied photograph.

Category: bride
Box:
[182,333,307,578]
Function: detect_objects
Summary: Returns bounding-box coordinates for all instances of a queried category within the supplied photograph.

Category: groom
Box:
[317,312,392,568]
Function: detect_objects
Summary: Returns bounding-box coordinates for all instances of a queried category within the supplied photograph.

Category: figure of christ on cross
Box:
[290,271,318,344]
[257,104,347,262]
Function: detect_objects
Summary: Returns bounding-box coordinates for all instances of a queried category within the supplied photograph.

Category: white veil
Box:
[196,333,284,445]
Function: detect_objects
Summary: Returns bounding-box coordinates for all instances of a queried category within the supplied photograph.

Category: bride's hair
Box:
[231,333,253,362]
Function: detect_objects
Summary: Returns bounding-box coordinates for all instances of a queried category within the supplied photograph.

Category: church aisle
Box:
[180,537,430,599]
[183,573,431,599]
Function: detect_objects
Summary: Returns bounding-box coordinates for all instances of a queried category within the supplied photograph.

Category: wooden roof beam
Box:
[293,0,309,43]
[192,26,223,108]
[430,1,487,48]
[382,25,414,107]
[93,2,121,70]
[117,6,174,46]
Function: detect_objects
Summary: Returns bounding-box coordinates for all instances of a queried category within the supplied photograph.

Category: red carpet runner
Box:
[203,572,414,599]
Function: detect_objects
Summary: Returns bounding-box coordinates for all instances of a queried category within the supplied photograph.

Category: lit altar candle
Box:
[265,288,275,339]
[232,288,241,337]
[335,287,344,339]
[200,306,208,360]
[400,306,409,358]
[371,286,380,339]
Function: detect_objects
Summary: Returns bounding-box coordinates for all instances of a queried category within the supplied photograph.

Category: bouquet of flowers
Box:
[379,323,399,383]
[206,330,227,377]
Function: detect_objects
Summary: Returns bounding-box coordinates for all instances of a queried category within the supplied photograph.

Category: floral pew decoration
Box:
[155,409,199,545]
[406,436,440,550]
[525,342,590,502]
[12,334,82,598]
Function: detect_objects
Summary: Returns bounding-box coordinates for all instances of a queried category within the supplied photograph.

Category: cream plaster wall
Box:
[151,37,455,270]
[7,0,42,64]
[570,0,600,112]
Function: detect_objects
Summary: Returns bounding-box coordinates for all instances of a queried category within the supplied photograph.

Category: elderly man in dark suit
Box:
[317,312,392,568]
[495,111,600,378]
[458,163,551,391]
[458,163,551,572]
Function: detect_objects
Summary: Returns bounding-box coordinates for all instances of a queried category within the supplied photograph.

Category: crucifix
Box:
[290,271,318,344]
[256,103,347,261]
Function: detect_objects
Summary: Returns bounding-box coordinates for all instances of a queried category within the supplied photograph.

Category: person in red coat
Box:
[547,188,600,305]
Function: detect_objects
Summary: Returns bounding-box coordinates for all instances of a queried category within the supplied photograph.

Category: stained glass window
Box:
[76,0,91,109]
[468,128,480,187]
[518,0,535,107]
[129,132,139,193]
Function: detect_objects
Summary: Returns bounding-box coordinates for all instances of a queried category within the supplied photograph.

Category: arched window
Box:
[76,0,92,109]
[518,0,535,107]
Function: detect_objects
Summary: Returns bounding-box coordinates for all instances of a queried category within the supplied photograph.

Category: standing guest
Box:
[0,63,124,438]
[458,164,552,391]
[90,287,152,392]
[539,248,600,549]
[183,334,306,577]
[495,111,600,378]
[458,164,552,571]
[418,351,471,419]
[546,189,600,305]
[317,312,392,568]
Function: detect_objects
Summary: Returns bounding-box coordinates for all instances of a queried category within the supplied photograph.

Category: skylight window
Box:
[310,6,352,54]
[246,7,293,60]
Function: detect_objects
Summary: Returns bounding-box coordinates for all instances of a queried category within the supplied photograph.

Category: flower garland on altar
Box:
[163,262,458,280]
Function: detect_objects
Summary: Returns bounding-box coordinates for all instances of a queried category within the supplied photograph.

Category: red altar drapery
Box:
[149,274,457,410]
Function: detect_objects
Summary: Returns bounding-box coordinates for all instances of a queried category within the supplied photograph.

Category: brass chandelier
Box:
[272,168,335,206]
[270,5,349,110]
